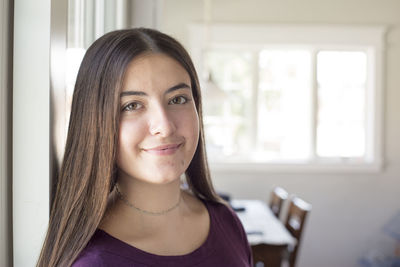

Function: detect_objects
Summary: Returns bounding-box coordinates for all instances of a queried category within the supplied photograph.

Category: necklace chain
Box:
[115,185,181,216]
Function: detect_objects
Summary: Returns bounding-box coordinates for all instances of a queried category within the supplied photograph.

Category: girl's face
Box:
[116,53,199,185]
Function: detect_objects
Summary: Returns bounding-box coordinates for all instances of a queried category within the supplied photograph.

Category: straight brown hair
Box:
[37,28,221,267]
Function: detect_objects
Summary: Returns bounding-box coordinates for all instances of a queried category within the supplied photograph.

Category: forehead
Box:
[122,53,191,92]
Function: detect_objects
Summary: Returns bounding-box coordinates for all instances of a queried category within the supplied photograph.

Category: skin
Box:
[117,52,199,187]
[99,53,210,256]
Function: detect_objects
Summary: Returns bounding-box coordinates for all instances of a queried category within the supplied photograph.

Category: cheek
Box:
[117,119,144,160]
[177,109,200,146]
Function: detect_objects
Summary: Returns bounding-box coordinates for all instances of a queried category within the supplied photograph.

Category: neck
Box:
[116,175,183,216]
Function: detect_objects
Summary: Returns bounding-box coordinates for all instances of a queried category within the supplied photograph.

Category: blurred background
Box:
[1,0,399,266]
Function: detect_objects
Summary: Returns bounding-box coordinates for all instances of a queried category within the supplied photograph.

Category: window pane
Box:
[202,50,253,161]
[317,51,367,158]
[257,50,312,161]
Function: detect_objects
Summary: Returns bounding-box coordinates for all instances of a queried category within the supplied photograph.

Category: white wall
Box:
[160,1,400,266]
[13,0,51,266]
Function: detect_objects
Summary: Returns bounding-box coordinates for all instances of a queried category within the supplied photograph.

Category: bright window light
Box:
[188,24,385,171]
[317,51,367,158]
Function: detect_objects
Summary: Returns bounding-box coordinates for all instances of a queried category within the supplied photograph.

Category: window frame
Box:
[188,23,386,173]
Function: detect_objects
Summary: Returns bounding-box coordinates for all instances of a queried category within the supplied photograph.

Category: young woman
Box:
[37,28,252,267]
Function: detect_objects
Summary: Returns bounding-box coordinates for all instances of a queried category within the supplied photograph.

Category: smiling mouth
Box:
[143,144,182,155]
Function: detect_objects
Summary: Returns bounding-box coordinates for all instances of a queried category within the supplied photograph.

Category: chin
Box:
[140,169,183,185]
[146,175,181,185]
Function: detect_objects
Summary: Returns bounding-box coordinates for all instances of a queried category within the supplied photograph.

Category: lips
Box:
[143,143,182,155]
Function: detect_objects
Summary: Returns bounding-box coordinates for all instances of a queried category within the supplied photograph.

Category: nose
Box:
[148,106,177,137]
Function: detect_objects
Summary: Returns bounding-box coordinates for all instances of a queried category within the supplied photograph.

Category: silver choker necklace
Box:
[115,185,181,216]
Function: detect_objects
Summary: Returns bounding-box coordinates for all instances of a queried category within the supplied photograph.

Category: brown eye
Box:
[122,102,142,112]
[169,96,187,105]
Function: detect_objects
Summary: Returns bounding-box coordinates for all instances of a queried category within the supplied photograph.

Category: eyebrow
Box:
[120,82,191,97]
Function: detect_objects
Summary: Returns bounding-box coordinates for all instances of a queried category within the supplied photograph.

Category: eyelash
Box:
[121,96,190,112]
[169,95,189,105]
[122,102,143,112]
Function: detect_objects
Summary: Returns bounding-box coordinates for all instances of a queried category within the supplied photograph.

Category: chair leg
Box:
[288,246,299,267]
[251,244,287,267]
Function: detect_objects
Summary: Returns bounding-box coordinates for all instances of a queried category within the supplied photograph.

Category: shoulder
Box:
[181,191,239,226]
[182,191,245,237]
[71,230,125,267]
[206,199,241,226]
[204,199,248,240]
[71,249,107,267]
[205,199,253,265]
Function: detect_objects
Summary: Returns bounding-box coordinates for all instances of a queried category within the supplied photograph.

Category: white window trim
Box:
[188,23,386,173]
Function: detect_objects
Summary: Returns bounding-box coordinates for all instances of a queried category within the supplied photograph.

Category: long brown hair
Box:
[37,28,221,267]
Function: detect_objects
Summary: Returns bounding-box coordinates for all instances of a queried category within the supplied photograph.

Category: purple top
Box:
[72,200,253,266]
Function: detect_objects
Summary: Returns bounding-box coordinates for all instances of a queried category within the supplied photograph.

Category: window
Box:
[189,24,385,172]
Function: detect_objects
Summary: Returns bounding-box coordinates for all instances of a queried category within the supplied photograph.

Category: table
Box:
[231,199,296,266]
[231,199,296,246]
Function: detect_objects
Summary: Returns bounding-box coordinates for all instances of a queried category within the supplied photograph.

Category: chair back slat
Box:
[269,186,288,219]
[284,196,311,267]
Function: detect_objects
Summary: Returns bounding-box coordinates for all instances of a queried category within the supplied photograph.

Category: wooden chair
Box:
[269,186,288,219]
[284,196,312,267]
[252,243,288,267]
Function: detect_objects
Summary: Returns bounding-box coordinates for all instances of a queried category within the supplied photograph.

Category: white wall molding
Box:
[1,0,13,266]
[13,0,51,265]
[189,23,387,48]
